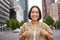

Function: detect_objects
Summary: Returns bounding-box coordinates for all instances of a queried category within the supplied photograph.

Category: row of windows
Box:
[0,15,8,23]
[0,6,9,13]
[0,0,10,9]
[0,0,10,23]
[0,11,9,17]
[3,0,10,6]
[0,16,6,21]
[58,13,60,19]
[0,0,10,20]
[0,1,10,11]
[0,1,9,9]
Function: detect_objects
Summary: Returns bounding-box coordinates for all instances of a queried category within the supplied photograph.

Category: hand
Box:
[22,31,30,38]
[40,29,49,36]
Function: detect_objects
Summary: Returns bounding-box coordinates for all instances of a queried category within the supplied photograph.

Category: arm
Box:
[19,23,29,40]
[19,31,29,40]
[46,32,53,40]
[19,24,25,40]
[41,29,53,40]
[42,23,54,40]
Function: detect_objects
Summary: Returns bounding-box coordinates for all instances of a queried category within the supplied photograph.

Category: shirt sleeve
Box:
[18,23,26,40]
[43,23,53,35]
[19,24,25,36]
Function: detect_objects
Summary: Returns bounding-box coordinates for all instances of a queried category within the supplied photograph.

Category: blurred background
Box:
[0,0,60,40]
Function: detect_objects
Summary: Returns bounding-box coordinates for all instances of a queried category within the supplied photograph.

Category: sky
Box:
[28,0,43,22]
[55,0,57,2]
[28,0,42,12]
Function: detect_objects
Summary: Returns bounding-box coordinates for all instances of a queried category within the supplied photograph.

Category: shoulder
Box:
[20,22,30,29]
[42,23,48,26]
[39,22,50,28]
[23,22,30,25]
[39,22,47,26]
[22,22,31,28]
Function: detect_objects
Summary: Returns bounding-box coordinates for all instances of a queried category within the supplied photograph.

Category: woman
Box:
[19,6,53,40]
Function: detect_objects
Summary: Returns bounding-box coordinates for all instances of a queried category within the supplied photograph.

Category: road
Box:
[53,30,60,40]
[0,30,60,40]
[0,32,19,40]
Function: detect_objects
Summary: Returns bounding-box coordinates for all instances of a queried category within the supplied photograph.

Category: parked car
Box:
[13,28,20,33]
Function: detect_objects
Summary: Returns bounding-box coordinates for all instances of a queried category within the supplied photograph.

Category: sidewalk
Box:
[0,32,5,35]
[0,31,13,35]
[52,29,60,31]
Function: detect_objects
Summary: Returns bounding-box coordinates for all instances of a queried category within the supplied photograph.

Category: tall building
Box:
[18,0,28,22]
[0,0,10,26]
[58,0,60,19]
[0,0,24,31]
[50,0,60,21]
[8,0,16,19]
[42,0,55,20]
[13,0,23,22]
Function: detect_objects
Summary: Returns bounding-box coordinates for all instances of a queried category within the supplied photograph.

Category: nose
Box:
[34,12,37,15]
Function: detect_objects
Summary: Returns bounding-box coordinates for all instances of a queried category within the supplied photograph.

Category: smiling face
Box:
[30,7,39,21]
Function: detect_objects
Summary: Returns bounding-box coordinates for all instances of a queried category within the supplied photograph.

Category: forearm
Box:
[46,33,54,40]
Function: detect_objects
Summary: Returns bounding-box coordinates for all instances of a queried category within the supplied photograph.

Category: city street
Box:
[53,30,60,40]
[0,32,19,40]
[0,30,60,40]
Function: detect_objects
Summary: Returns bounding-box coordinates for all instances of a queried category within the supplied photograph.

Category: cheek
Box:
[37,14,39,17]
[30,13,33,17]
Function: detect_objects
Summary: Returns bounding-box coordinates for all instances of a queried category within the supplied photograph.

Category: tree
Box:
[44,16,54,26]
[20,21,24,26]
[54,20,60,27]
[6,19,24,30]
[6,19,12,28]
[54,20,60,29]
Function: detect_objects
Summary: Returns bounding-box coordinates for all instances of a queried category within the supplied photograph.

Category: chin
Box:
[33,19,37,21]
[31,18,38,21]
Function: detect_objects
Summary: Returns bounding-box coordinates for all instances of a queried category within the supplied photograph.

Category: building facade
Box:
[8,0,24,22]
[18,0,28,22]
[0,0,23,31]
[42,0,55,20]
[0,0,10,27]
[50,0,60,21]
[13,0,23,22]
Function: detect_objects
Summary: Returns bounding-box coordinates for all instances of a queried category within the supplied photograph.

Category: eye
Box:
[36,11,39,13]
[31,11,34,13]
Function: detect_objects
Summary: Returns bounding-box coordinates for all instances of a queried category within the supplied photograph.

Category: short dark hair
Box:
[28,6,41,21]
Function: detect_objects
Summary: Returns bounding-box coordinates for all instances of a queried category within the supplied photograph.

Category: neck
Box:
[31,20,39,30]
[31,20,39,26]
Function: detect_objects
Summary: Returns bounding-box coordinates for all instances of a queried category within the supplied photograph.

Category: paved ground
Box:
[53,30,60,40]
[0,30,60,40]
[0,32,19,40]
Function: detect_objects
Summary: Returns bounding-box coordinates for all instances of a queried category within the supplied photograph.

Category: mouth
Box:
[32,15,38,18]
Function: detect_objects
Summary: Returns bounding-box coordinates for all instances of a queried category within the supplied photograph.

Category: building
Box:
[0,0,24,31]
[58,0,60,19]
[8,0,16,19]
[42,0,55,20]
[13,0,23,22]
[18,0,28,22]
[50,0,60,21]
[8,0,24,22]
[0,0,10,27]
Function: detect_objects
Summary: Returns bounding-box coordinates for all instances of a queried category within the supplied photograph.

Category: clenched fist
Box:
[20,31,30,39]
[40,29,49,36]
